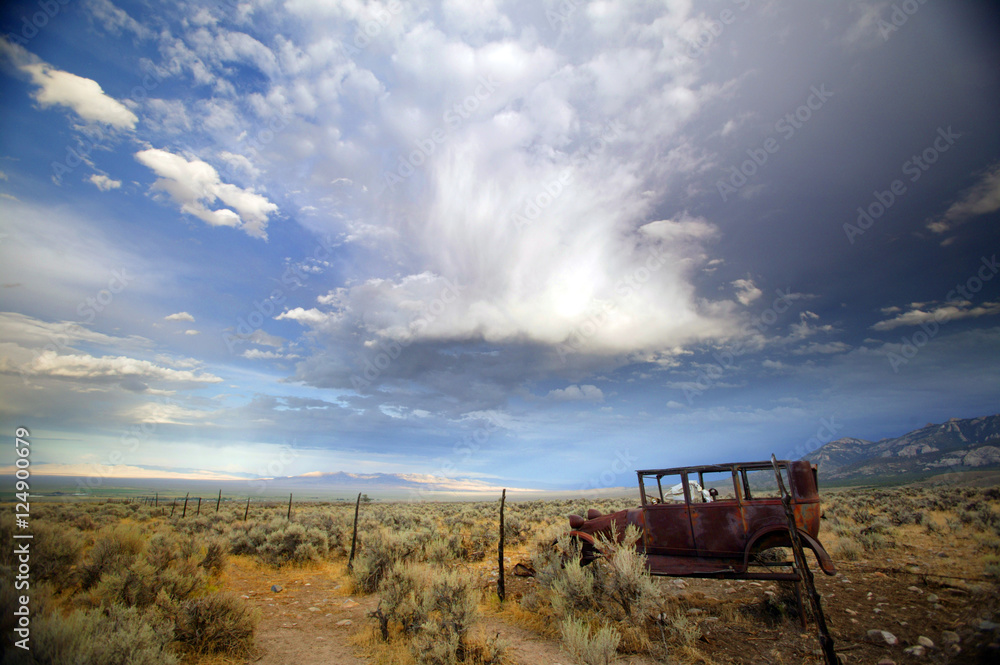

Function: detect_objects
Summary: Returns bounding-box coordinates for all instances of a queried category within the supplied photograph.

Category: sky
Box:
[1,0,999,494]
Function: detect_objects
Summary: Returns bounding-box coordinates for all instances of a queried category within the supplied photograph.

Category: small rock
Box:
[877,659,895,665]
[845,609,858,616]
[867,629,898,646]
[941,630,960,645]
[908,586,921,593]
[341,600,360,609]
[873,572,888,578]
[926,594,939,603]
[271,585,283,593]
[513,562,536,577]
[308,607,320,612]
[242,594,250,599]
[918,636,934,648]
[672,579,688,588]
[977,619,999,631]
[687,608,705,615]
[335,619,353,627]
[904,645,926,657]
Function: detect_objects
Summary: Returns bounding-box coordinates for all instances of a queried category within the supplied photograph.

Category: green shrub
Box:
[80,525,146,589]
[594,525,660,620]
[198,540,228,575]
[260,523,329,565]
[834,538,861,561]
[559,617,621,665]
[353,529,414,593]
[175,592,258,657]
[410,568,478,665]
[22,604,177,665]
[31,522,84,587]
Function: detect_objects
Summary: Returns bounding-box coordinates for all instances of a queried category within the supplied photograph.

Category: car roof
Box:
[635,460,793,476]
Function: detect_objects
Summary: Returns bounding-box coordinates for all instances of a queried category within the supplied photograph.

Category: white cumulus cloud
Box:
[135,148,278,239]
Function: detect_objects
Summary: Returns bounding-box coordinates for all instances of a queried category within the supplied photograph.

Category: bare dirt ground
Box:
[212,522,1000,665]
[218,557,662,665]
[191,488,1000,665]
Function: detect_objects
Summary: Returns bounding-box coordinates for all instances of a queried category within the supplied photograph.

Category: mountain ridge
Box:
[805,414,1000,482]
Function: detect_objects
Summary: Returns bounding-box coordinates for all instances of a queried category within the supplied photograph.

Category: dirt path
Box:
[220,557,598,665]
[222,558,377,665]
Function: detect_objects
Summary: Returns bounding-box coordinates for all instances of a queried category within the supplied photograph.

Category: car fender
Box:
[743,525,837,575]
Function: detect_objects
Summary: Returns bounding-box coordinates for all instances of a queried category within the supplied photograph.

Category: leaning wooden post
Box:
[170,500,176,517]
[216,489,222,513]
[196,497,202,516]
[348,492,361,571]
[287,493,293,520]
[154,492,158,508]
[498,488,507,602]
[244,497,250,521]
[770,455,838,665]
[181,492,189,518]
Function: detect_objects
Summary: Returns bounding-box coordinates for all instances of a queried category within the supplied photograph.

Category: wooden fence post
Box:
[216,489,222,513]
[287,493,293,520]
[244,497,250,521]
[498,488,506,602]
[348,492,361,571]
[170,500,176,517]
[196,497,201,516]
[154,492,158,508]
[182,492,189,518]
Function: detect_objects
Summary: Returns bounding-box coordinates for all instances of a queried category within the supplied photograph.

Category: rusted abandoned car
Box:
[568,460,836,580]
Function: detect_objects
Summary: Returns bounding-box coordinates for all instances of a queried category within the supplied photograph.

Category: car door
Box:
[687,469,745,558]
[641,472,697,556]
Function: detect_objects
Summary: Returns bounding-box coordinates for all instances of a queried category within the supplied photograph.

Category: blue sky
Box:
[1,0,999,493]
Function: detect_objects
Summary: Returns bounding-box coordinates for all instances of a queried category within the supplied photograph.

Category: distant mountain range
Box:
[805,414,1000,483]
[252,471,539,498]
